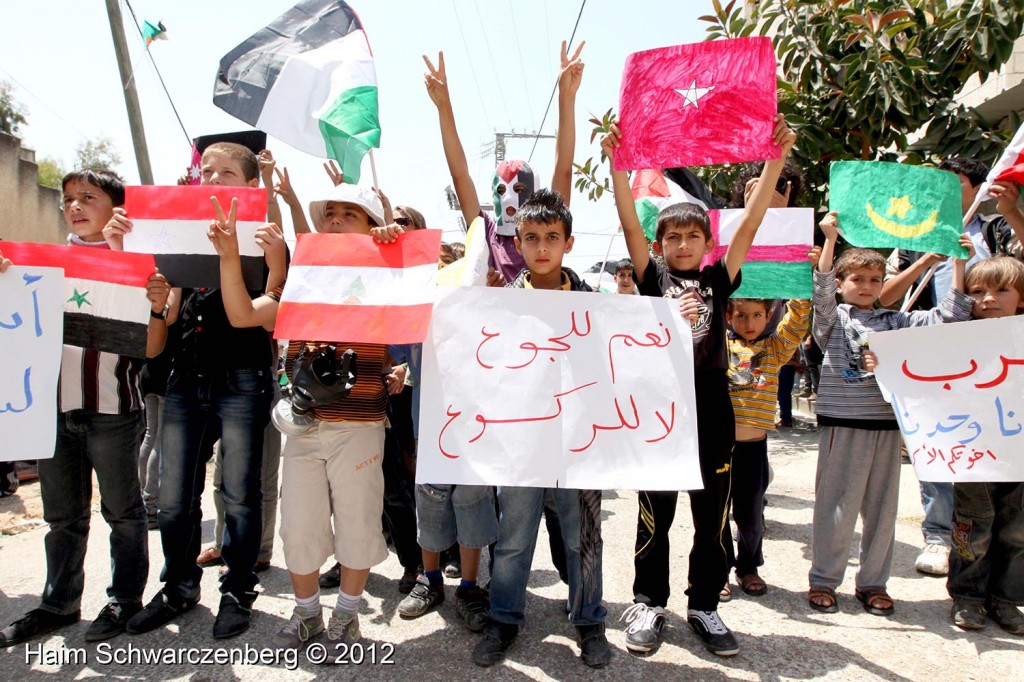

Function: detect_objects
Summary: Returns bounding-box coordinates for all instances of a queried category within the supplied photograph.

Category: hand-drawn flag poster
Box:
[436,217,489,287]
[213,0,380,183]
[123,185,267,290]
[0,266,63,461]
[872,316,1024,482]
[614,37,779,171]
[419,287,701,490]
[276,229,441,344]
[0,243,153,358]
[829,161,966,257]
[700,207,814,298]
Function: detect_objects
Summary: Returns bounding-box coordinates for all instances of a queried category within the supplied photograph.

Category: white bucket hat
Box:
[308,184,385,231]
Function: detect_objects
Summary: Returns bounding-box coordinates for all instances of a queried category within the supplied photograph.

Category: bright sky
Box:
[0,0,705,274]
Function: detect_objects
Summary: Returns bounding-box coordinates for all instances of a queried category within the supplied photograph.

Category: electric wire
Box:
[471,0,514,129]
[528,0,587,163]
[450,0,494,132]
[507,0,535,129]
[0,67,91,139]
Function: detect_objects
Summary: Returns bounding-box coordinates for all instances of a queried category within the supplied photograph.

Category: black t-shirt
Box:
[174,287,275,378]
[638,258,740,372]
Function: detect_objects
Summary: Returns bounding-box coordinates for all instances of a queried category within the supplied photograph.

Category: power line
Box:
[528,0,587,163]
[0,67,91,140]
[507,0,535,130]
[450,0,493,132]
[471,0,514,129]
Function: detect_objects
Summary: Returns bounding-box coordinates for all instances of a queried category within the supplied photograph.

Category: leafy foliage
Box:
[36,157,66,189]
[75,137,122,172]
[0,81,28,136]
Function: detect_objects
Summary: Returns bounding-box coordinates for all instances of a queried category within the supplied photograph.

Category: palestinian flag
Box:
[276,230,442,344]
[142,20,167,47]
[1,242,155,358]
[213,0,380,183]
[615,37,779,171]
[123,185,267,290]
[700,208,814,299]
[829,161,966,258]
[631,168,709,241]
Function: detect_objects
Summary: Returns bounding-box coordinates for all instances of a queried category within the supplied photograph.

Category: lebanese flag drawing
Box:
[214,0,380,183]
[276,229,442,344]
[123,185,267,290]
[615,37,780,171]
[1,242,155,357]
[700,208,814,298]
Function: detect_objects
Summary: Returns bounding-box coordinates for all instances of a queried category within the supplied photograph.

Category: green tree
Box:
[37,157,66,189]
[0,81,28,136]
[75,137,122,171]
[576,0,1024,209]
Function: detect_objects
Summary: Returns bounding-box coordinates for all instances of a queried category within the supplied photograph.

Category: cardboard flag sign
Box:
[213,0,380,183]
[0,242,155,358]
[829,161,966,258]
[276,229,442,344]
[123,185,267,289]
[699,208,814,298]
[615,37,780,171]
[631,168,708,241]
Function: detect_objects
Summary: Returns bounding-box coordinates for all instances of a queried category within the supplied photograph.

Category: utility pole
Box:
[491,131,555,167]
[104,0,153,184]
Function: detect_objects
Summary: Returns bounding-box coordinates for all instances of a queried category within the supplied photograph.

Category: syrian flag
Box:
[123,186,267,290]
[213,0,380,183]
[615,37,780,171]
[1,242,155,358]
[631,168,709,240]
[700,208,814,298]
[276,230,442,344]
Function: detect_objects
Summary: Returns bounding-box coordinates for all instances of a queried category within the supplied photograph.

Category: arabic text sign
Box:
[419,287,701,490]
[872,316,1024,482]
[0,267,64,461]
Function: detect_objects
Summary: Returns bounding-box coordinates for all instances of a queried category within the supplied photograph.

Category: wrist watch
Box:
[151,304,170,320]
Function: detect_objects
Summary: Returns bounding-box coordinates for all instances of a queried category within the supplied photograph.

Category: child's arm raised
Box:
[274,166,312,235]
[259,150,284,230]
[551,41,585,207]
[601,122,651,283]
[816,211,839,274]
[724,114,797,283]
[878,251,946,308]
[951,232,974,294]
[812,212,840,348]
[424,52,480,227]
[145,271,170,358]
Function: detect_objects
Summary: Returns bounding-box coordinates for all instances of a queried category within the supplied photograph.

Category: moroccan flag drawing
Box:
[631,168,709,240]
[1,242,155,358]
[276,229,442,344]
[615,37,780,171]
[829,161,967,258]
[123,186,268,290]
[213,0,380,183]
[700,208,814,298]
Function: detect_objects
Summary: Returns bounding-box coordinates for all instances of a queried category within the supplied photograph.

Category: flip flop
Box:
[738,573,768,597]
[856,590,894,616]
[808,587,838,613]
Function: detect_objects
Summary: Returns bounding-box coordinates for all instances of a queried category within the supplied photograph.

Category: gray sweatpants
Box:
[809,425,902,591]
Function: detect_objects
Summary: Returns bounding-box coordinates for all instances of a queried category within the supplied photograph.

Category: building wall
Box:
[955,36,1024,125]
[0,132,65,245]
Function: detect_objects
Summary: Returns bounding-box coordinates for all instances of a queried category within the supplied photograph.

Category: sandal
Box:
[856,590,894,616]
[196,546,223,568]
[719,582,732,603]
[737,573,768,597]
[808,587,838,613]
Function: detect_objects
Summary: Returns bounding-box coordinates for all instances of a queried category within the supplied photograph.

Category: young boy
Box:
[0,170,170,647]
[807,212,974,617]
[108,142,277,640]
[614,259,637,294]
[471,189,610,669]
[604,114,796,656]
[947,256,1024,634]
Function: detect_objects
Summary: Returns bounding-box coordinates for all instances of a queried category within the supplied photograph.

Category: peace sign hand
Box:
[423,52,450,108]
[558,40,585,95]
[208,195,240,259]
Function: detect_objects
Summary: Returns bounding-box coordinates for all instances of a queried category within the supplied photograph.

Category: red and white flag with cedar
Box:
[275,230,442,344]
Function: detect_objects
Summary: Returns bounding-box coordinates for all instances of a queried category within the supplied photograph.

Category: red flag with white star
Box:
[614,37,780,171]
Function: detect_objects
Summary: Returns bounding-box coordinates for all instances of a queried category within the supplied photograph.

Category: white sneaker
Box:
[620,603,666,652]
[915,543,949,575]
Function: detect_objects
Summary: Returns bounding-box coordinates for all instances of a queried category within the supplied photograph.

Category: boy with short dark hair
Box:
[472,188,610,669]
[614,259,637,294]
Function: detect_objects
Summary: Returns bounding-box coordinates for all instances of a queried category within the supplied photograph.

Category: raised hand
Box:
[958,232,976,261]
[273,167,299,207]
[990,180,1022,218]
[207,195,240,258]
[255,223,286,264]
[370,224,404,244]
[376,188,393,225]
[324,159,344,187]
[423,52,451,108]
[103,207,134,250]
[818,210,839,242]
[771,113,797,156]
[258,149,276,189]
[558,40,585,95]
[599,122,622,162]
[807,245,822,265]
[146,270,171,312]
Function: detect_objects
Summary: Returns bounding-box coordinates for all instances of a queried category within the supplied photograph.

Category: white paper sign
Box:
[872,316,1024,482]
[418,286,702,490]
[0,266,65,461]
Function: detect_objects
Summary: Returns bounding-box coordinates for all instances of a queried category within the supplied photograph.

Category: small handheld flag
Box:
[142,20,167,48]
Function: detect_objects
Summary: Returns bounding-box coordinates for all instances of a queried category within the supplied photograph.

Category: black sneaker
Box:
[471,622,518,667]
[319,562,341,589]
[397,577,444,618]
[0,609,80,648]
[620,602,667,653]
[687,609,739,656]
[454,585,489,632]
[398,568,419,594]
[85,602,141,642]
[126,589,199,635]
[213,592,255,639]
[577,622,612,668]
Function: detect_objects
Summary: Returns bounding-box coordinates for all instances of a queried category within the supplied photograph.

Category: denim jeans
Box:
[39,410,147,615]
[948,482,1024,607]
[158,368,272,599]
[489,486,606,627]
[921,481,954,545]
[139,394,163,516]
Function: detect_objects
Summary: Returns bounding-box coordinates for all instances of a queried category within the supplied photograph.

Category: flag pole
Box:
[368,149,380,191]
[901,207,978,312]
[595,230,617,292]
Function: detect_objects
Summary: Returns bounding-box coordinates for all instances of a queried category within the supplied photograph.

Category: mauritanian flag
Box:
[1,242,154,358]
[829,161,966,258]
[276,229,442,344]
[213,0,380,183]
[123,185,267,290]
[631,168,709,241]
[700,208,814,299]
[615,37,779,171]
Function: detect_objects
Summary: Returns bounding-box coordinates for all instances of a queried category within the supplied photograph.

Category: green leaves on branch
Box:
[572,108,615,202]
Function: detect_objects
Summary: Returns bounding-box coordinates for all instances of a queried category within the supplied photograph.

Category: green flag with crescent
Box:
[829,161,967,258]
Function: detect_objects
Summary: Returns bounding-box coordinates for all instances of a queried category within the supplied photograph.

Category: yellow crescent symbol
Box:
[865,201,937,239]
